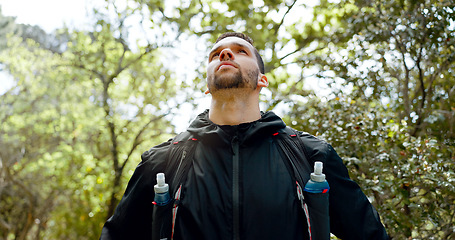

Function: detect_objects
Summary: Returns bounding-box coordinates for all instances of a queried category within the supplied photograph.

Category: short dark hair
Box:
[215,32,265,74]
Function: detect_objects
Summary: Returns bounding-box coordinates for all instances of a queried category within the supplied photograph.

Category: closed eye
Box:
[210,52,219,61]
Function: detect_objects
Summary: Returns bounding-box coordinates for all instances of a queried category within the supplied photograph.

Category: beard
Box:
[208,67,259,92]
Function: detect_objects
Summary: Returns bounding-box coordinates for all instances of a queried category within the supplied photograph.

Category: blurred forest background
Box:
[0,0,454,239]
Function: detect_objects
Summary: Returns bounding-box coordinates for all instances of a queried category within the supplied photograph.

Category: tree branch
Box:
[121,113,169,172]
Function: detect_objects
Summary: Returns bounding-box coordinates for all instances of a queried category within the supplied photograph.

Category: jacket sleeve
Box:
[100,140,172,240]
[302,135,389,240]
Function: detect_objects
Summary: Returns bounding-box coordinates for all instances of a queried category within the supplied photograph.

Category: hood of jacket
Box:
[187,109,286,145]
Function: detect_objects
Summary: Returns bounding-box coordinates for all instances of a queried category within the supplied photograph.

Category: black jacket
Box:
[101,110,388,239]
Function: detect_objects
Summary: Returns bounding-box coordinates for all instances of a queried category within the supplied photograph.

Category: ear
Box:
[205,85,210,94]
[257,74,268,88]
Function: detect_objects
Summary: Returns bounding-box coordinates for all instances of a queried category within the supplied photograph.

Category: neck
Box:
[208,89,261,125]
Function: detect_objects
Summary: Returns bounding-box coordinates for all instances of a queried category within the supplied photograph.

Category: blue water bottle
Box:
[153,173,171,206]
[152,173,173,240]
[304,161,330,194]
[304,161,330,240]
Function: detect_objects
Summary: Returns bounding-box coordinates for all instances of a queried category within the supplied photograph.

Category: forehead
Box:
[210,36,255,53]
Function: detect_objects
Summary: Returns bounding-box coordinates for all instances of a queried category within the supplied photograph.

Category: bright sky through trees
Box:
[0,0,95,95]
[0,0,319,131]
[0,0,93,32]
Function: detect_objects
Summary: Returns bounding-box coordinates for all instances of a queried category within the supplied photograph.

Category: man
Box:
[101,32,389,239]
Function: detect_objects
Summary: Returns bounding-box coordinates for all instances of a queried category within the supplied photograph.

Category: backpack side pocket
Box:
[152,199,174,240]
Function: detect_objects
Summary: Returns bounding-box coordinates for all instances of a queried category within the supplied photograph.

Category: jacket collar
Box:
[187,109,286,145]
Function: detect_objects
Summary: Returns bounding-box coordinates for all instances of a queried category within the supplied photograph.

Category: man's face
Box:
[206,37,261,93]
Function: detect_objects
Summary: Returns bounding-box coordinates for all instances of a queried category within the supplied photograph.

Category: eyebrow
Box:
[209,42,251,60]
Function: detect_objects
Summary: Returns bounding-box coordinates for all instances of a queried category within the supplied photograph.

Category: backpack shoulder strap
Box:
[163,131,199,195]
[273,126,316,238]
[153,131,198,240]
[273,126,314,185]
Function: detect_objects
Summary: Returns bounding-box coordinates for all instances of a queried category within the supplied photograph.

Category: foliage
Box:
[282,1,455,237]
[284,96,455,239]
[0,3,180,239]
[286,0,454,237]
[0,0,454,239]
[0,7,68,53]
[0,37,83,239]
[0,7,20,50]
[304,0,455,139]
[134,0,316,107]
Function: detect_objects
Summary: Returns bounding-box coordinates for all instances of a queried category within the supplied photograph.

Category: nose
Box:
[219,48,234,61]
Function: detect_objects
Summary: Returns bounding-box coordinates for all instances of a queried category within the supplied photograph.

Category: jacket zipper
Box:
[232,136,240,240]
[174,150,187,180]
[168,149,186,240]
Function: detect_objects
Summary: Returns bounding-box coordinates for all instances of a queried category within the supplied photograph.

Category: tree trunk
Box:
[106,170,122,219]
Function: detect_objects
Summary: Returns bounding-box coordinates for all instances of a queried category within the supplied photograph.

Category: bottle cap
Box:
[154,173,169,193]
[314,162,323,174]
[311,161,326,182]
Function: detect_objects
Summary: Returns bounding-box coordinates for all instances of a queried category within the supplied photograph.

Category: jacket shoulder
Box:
[100,138,175,240]
[139,131,195,174]
[289,128,331,162]
[139,138,174,170]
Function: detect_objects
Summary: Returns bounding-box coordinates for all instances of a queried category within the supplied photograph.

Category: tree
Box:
[0,2,182,239]
[0,7,20,50]
[305,0,455,139]
[284,95,455,239]
[0,7,68,54]
[0,36,75,239]
[283,1,455,237]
